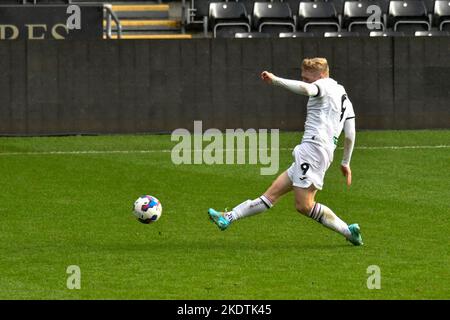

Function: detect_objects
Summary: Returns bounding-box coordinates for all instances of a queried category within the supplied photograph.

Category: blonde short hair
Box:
[301,58,329,77]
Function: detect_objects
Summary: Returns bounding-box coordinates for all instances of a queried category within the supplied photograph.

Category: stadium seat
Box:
[253,1,296,33]
[298,1,341,34]
[434,0,450,31]
[234,31,274,37]
[414,30,450,36]
[388,0,431,34]
[279,31,317,37]
[342,0,386,34]
[209,2,251,38]
[369,30,406,36]
[324,30,362,36]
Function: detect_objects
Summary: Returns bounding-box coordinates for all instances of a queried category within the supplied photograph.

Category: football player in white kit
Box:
[208,58,363,246]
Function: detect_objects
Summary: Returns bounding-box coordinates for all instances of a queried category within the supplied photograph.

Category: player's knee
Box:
[295,202,313,216]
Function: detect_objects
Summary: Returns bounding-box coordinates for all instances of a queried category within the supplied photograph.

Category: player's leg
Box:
[208,171,292,230]
[232,170,292,219]
[294,185,350,237]
[293,186,363,245]
[291,143,362,245]
[264,170,293,203]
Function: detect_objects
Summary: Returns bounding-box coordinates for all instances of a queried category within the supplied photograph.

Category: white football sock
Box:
[308,203,351,238]
[226,195,273,222]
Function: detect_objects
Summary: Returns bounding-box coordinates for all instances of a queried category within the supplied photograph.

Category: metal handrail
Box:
[104,4,122,39]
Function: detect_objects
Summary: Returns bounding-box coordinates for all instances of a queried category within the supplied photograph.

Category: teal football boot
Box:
[208,208,231,231]
[348,223,364,246]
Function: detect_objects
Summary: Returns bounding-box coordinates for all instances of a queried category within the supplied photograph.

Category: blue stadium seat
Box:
[209,2,251,38]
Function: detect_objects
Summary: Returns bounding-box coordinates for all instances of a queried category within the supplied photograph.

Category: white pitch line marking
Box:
[0,145,448,156]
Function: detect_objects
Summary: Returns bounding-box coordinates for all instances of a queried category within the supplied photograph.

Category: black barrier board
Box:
[0,38,449,135]
[0,5,103,40]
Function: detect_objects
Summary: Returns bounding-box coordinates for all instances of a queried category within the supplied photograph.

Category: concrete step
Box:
[105,19,181,32]
[107,19,180,28]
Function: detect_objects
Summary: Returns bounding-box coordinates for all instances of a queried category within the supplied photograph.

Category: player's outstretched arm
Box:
[260,71,319,96]
[341,118,355,186]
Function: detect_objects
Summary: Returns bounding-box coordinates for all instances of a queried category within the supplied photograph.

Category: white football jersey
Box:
[301,77,355,162]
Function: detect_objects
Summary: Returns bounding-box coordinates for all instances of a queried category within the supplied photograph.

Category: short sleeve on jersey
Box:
[345,100,356,120]
[312,78,329,98]
[313,84,321,98]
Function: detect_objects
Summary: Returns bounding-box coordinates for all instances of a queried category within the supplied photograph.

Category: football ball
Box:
[133,195,162,224]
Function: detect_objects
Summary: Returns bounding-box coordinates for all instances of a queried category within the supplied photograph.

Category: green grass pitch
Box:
[0,130,449,299]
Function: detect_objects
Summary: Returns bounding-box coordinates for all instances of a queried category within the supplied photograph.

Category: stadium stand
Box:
[3,0,450,37]
[186,0,450,37]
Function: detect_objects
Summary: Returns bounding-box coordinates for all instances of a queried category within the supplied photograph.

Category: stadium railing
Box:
[104,4,123,39]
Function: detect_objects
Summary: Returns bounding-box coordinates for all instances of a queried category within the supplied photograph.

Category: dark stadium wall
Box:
[0,38,449,135]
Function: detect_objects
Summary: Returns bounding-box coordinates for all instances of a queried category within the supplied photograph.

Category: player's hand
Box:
[340,164,352,187]
[261,71,274,84]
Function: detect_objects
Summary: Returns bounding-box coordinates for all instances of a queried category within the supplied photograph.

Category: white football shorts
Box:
[287,142,331,190]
